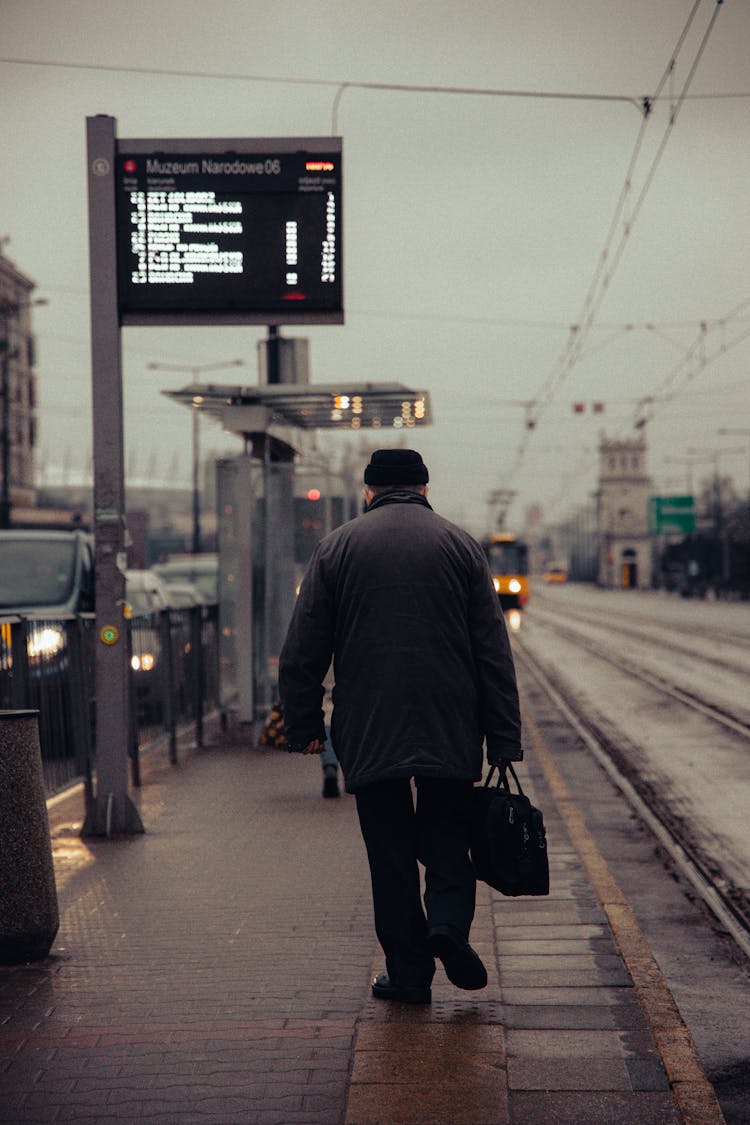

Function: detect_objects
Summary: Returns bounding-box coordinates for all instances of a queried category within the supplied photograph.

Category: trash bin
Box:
[0,710,59,964]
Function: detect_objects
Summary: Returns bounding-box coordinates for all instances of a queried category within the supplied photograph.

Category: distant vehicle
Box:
[124,568,172,615]
[480,533,530,610]
[0,529,94,616]
[544,562,568,584]
[153,554,218,602]
[0,530,95,665]
[163,581,205,609]
[125,569,172,723]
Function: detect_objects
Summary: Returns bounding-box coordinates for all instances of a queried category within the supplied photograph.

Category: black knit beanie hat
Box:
[363,449,429,486]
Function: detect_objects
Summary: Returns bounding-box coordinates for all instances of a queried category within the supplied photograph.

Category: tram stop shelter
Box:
[163,380,432,434]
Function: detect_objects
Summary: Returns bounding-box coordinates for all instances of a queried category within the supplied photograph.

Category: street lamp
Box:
[0,296,48,529]
[146,358,245,553]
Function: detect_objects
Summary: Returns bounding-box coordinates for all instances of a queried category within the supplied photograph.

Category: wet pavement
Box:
[0,704,724,1123]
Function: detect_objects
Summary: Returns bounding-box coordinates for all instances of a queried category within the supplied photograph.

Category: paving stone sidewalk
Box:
[342,739,683,1125]
[0,714,691,1124]
[0,734,375,1124]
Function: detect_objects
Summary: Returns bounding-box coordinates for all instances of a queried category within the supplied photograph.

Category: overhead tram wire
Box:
[1,54,746,124]
[627,299,750,430]
[34,280,750,334]
[530,0,716,424]
[526,1,704,418]
[504,1,708,485]
[539,297,750,521]
[2,52,746,101]
[502,0,725,495]
[33,277,750,343]
[542,335,750,522]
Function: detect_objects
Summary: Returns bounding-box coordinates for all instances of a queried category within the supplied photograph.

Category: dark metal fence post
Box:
[159,610,177,764]
[68,617,93,788]
[0,605,222,800]
[124,618,141,787]
[191,605,204,749]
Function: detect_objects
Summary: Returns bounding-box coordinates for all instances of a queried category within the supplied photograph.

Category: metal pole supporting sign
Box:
[83,114,144,836]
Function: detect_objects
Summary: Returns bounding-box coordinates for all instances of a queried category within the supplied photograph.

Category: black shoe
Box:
[371,972,431,1005]
[428,926,488,991]
[322,774,340,798]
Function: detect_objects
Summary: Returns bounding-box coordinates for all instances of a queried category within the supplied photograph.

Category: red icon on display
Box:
[124,159,137,173]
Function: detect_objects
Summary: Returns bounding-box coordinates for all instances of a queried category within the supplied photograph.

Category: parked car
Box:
[153,554,218,602]
[163,581,205,609]
[124,569,172,616]
[0,529,95,668]
[0,529,95,616]
[0,530,95,767]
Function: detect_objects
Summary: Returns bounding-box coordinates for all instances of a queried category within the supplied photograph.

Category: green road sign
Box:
[648,495,696,534]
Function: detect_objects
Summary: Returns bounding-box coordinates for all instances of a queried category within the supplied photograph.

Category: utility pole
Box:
[147,359,244,553]
[718,427,750,527]
[687,445,747,591]
[662,455,707,497]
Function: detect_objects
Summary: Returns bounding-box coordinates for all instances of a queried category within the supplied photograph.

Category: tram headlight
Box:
[493,577,501,593]
[509,578,522,594]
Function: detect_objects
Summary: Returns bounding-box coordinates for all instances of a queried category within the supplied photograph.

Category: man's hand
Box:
[301,738,324,755]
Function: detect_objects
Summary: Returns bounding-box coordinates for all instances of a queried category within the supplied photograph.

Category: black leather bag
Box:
[470,762,549,896]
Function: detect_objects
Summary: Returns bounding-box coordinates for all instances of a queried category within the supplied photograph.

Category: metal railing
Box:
[0,605,219,794]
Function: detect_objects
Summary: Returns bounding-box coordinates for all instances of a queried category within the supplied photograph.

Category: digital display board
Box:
[115,138,343,325]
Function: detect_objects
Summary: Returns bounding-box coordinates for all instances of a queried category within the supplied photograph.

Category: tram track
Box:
[526,603,750,737]
[514,634,750,963]
[536,601,750,680]
[534,591,750,656]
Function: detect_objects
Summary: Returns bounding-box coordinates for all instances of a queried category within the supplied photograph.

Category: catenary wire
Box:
[530,0,715,423]
[2,53,745,108]
[503,0,725,503]
[539,315,750,519]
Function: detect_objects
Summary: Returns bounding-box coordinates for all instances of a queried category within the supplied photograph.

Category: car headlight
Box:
[509,578,522,594]
[27,626,65,658]
[131,652,156,672]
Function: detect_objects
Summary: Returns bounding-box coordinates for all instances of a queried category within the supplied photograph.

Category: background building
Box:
[597,433,652,589]
[0,248,39,523]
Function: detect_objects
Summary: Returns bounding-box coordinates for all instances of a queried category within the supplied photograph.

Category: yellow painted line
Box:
[46,780,84,812]
[524,706,725,1125]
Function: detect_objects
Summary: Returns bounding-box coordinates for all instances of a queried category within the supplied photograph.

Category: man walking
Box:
[279,449,522,1004]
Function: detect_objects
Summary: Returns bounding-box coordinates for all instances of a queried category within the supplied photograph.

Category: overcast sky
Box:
[2,0,749,534]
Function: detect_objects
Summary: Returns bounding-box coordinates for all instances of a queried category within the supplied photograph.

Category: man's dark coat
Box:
[279,490,522,792]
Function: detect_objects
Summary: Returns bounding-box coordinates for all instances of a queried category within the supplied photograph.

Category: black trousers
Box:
[355,776,476,988]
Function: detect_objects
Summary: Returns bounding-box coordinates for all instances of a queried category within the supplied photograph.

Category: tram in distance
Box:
[480,533,530,610]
